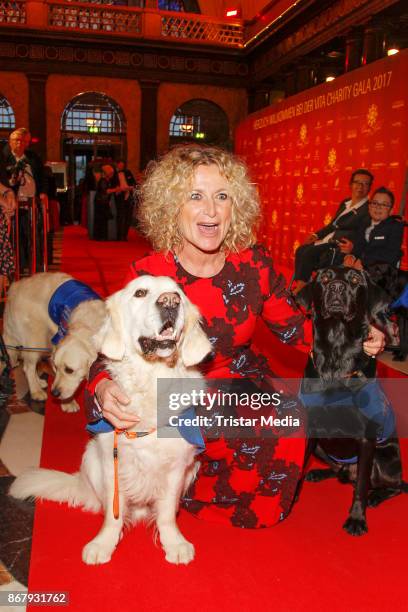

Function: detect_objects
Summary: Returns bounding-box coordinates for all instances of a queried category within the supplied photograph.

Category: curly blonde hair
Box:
[139,145,260,253]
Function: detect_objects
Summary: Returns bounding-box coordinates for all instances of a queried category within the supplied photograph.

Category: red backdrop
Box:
[235,50,408,270]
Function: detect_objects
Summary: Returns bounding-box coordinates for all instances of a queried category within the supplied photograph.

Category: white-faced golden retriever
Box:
[10,275,212,565]
[3,272,106,412]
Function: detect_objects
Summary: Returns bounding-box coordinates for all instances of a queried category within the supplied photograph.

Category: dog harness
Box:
[87,406,205,520]
[299,379,396,463]
[48,280,102,345]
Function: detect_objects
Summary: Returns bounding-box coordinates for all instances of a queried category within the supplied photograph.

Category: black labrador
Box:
[296,267,407,536]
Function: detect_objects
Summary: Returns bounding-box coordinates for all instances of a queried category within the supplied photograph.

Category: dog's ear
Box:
[94,292,126,360]
[180,300,212,367]
[293,283,313,312]
[366,274,392,328]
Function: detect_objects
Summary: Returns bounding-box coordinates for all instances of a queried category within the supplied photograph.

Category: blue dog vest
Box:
[299,379,396,464]
[48,280,102,345]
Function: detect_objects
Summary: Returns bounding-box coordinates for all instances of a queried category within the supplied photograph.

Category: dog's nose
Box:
[329,281,346,295]
[51,388,61,398]
[156,292,180,310]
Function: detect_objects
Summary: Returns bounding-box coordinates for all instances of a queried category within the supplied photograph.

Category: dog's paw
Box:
[164,541,195,565]
[305,468,336,483]
[82,541,113,565]
[61,400,80,413]
[39,378,48,390]
[343,516,368,536]
[30,389,48,402]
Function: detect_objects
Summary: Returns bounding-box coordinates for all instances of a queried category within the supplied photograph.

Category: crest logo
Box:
[328,148,336,168]
[367,104,378,129]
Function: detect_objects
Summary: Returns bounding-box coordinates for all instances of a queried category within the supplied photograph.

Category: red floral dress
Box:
[85,245,308,528]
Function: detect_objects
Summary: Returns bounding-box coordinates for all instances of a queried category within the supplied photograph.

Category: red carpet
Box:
[28,227,408,611]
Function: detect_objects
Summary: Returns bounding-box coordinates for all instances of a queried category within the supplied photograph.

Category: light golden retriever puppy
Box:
[10,275,212,565]
[3,272,106,412]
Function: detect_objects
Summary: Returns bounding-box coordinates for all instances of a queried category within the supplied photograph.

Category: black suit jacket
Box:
[315,198,370,241]
[0,145,47,196]
[352,215,404,268]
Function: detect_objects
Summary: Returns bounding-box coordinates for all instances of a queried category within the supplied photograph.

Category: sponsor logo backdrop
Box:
[236,51,408,270]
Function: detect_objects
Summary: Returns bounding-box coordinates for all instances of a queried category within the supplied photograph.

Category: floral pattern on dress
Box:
[0,211,15,277]
[86,244,307,528]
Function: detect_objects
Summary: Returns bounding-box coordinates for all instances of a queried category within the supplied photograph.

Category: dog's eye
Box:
[350,275,360,285]
[64,366,74,374]
[321,274,330,284]
[134,289,148,298]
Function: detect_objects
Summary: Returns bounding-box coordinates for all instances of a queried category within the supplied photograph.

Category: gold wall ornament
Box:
[324,213,332,226]
[274,157,281,175]
[256,137,262,152]
[296,182,304,201]
[300,123,307,143]
[271,210,278,225]
[328,147,337,168]
[367,104,378,129]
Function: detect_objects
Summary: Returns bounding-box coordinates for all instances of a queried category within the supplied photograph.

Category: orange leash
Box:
[113,427,156,519]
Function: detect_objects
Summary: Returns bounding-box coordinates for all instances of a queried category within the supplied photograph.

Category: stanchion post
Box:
[30,198,37,276]
[42,199,48,272]
[12,205,20,281]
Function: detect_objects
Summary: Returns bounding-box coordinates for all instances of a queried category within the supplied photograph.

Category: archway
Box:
[61,91,127,189]
[0,94,16,146]
[169,99,230,148]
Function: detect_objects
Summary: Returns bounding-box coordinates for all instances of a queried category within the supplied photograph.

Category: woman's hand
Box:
[338,238,353,254]
[95,379,140,429]
[363,326,385,357]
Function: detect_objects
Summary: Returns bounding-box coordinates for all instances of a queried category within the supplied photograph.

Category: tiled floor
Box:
[0,231,63,600]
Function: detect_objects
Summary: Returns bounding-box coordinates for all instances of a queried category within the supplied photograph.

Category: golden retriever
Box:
[10,275,212,565]
[3,272,106,412]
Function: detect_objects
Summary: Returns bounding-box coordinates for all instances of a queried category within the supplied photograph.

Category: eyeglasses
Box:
[369,200,392,209]
[352,180,371,187]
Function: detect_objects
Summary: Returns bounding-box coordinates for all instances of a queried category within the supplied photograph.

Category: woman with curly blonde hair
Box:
[139,145,260,255]
[85,144,382,531]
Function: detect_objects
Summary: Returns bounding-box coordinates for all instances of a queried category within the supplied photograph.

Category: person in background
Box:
[0,128,48,271]
[292,168,373,293]
[44,165,60,233]
[93,164,116,241]
[115,159,137,241]
[339,187,404,270]
[84,145,384,529]
[0,183,16,297]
